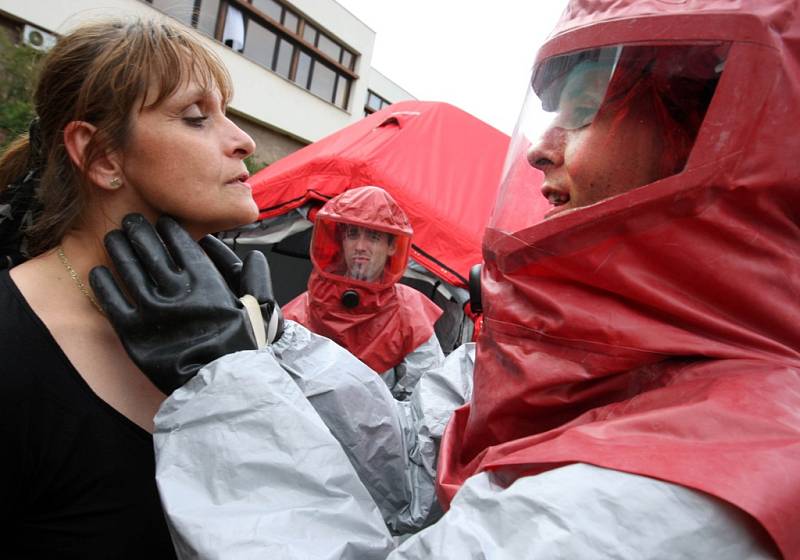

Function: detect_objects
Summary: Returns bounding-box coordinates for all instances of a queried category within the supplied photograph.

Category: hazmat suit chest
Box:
[437,1,800,558]
[283,273,442,375]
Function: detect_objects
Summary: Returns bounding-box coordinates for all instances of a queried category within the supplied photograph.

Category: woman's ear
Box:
[63,120,123,191]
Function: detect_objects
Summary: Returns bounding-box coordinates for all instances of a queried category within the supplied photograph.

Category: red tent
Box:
[249,100,532,289]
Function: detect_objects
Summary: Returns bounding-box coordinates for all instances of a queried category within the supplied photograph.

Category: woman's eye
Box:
[183,115,208,127]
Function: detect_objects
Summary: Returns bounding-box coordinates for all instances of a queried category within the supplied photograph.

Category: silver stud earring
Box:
[109,177,122,189]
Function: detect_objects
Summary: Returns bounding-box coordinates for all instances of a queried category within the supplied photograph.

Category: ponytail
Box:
[0,134,33,194]
[0,124,42,269]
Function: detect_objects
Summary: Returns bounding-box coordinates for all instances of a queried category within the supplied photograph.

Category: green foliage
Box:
[0,30,43,152]
[244,155,269,176]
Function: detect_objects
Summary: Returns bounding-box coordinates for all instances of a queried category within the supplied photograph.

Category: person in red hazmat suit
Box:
[282,186,444,400]
[87,0,799,557]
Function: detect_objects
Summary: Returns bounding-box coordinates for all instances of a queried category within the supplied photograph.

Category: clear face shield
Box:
[311,217,411,286]
[490,43,729,234]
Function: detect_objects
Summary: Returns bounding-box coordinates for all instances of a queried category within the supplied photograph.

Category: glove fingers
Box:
[89,265,135,330]
[122,214,184,295]
[103,228,152,305]
[156,216,213,276]
[241,250,274,302]
[199,235,243,292]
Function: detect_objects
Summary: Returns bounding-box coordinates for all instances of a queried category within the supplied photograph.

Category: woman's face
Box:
[119,80,257,237]
[527,66,665,218]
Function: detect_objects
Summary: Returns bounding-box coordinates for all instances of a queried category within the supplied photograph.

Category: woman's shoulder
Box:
[0,266,73,394]
[0,267,38,336]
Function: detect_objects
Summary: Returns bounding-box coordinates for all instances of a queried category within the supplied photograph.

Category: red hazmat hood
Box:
[249,101,539,288]
[437,1,800,558]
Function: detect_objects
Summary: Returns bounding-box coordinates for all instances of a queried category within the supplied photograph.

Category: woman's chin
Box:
[181,207,259,238]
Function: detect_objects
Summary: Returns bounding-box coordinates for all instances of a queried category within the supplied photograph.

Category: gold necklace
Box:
[56,246,104,315]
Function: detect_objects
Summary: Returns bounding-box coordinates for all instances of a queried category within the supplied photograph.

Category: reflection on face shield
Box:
[536,46,619,130]
[341,225,397,282]
[491,43,728,230]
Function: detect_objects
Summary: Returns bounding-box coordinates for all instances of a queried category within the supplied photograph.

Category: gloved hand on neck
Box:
[89,213,283,395]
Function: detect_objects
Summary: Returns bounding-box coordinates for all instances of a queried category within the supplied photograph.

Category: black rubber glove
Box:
[89,214,260,395]
[199,234,284,344]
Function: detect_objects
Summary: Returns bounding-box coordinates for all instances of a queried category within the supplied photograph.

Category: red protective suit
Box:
[284,187,442,374]
[437,1,800,558]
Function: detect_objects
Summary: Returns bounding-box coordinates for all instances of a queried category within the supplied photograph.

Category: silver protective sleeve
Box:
[153,345,394,559]
[272,323,472,534]
[381,333,446,401]
[270,320,412,532]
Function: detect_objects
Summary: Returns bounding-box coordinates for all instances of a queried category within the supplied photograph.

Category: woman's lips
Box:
[225,172,251,187]
[225,178,252,190]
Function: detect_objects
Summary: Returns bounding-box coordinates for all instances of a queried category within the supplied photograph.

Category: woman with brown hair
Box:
[0,17,257,557]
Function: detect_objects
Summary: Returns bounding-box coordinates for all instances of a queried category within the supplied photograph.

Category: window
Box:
[274,37,293,78]
[317,33,341,63]
[283,10,299,33]
[294,51,312,88]
[365,90,390,116]
[243,20,278,69]
[340,50,354,71]
[252,0,281,21]
[334,75,350,109]
[302,22,317,45]
[196,0,220,35]
[148,0,194,26]
[143,0,359,110]
[309,60,337,102]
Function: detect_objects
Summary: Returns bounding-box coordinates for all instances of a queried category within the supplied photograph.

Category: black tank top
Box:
[0,270,175,558]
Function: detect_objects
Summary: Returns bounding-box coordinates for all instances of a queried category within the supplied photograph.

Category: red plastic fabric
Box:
[283,188,443,374]
[284,279,441,374]
[436,1,800,558]
[248,101,536,288]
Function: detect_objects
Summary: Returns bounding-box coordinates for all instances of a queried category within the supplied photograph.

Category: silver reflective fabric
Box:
[154,329,770,559]
[272,323,470,534]
[390,465,778,560]
[154,345,394,559]
[380,333,446,401]
[271,321,412,532]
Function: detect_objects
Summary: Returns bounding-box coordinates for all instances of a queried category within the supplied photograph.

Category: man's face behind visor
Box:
[342,225,397,282]
[492,43,728,228]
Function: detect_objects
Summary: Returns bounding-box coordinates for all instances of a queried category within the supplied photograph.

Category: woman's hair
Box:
[0,17,233,256]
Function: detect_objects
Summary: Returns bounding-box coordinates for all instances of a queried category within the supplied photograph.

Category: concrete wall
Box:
[369,69,416,104]
[229,112,306,168]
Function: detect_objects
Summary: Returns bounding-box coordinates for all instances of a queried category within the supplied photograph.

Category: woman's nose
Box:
[526,125,566,172]
[227,118,256,159]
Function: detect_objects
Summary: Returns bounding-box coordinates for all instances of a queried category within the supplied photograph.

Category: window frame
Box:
[143,0,358,110]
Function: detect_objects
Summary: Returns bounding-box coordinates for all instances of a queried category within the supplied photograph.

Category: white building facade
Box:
[0,0,415,165]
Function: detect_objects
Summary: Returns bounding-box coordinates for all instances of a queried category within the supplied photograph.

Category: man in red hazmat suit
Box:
[89,0,799,557]
[283,186,444,400]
